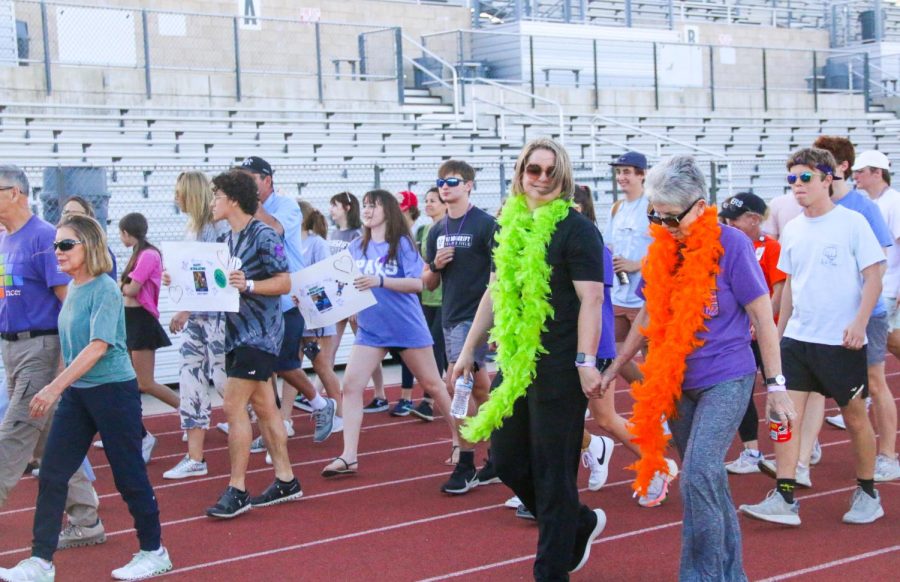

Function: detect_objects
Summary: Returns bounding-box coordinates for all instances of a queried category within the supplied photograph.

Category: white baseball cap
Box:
[852,150,892,171]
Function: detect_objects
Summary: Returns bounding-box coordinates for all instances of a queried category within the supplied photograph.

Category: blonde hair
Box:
[176,171,213,235]
[58,215,112,277]
[511,138,574,201]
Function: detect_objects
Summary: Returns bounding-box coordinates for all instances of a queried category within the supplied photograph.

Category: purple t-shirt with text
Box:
[638,225,767,389]
[351,236,433,349]
[596,246,616,359]
[0,216,71,333]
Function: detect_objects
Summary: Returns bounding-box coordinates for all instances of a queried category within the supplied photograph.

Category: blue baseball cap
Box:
[610,151,648,170]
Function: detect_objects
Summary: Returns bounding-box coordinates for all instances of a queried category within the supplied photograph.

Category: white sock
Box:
[309,394,327,411]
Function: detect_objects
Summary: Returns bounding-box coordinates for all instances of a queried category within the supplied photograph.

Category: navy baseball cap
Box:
[241,156,273,177]
[719,192,767,220]
[610,151,648,170]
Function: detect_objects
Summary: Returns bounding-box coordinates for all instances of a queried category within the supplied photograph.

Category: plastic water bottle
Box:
[450,375,473,419]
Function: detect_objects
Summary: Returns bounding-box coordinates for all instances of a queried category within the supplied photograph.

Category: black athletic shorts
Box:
[226,346,277,381]
[781,337,868,407]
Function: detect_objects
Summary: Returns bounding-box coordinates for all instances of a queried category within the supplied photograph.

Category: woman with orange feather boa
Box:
[600,156,795,581]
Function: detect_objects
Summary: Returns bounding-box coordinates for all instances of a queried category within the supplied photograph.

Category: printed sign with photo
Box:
[160,242,240,312]
[289,250,376,329]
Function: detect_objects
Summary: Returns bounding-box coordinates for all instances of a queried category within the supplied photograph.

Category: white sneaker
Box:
[874,453,900,482]
[181,431,188,443]
[92,440,104,449]
[825,414,846,430]
[795,463,812,488]
[163,455,208,480]
[842,487,884,524]
[283,419,295,438]
[331,416,344,433]
[141,433,157,465]
[581,435,614,491]
[725,449,762,474]
[265,452,272,466]
[0,557,55,581]
[111,548,172,580]
[216,422,229,434]
[810,439,822,465]
[739,489,800,526]
[637,458,678,508]
[504,495,522,509]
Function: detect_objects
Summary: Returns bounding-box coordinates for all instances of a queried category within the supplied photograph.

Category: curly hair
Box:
[212,170,259,216]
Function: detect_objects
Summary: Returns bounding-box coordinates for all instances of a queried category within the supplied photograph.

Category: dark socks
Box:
[857,478,876,498]
[459,450,475,467]
[776,478,796,504]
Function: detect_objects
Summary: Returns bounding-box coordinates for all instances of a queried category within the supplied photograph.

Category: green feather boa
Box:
[461,195,572,442]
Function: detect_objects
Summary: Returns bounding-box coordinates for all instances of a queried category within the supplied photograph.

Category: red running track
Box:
[1,366,897,581]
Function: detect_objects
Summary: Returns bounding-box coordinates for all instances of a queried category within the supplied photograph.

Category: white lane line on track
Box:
[0,439,451,518]
[756,545,900,581]
[414,484,866,581]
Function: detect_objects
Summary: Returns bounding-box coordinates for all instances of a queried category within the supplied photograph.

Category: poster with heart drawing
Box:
[289,250,377,329]
[160,242,240,312]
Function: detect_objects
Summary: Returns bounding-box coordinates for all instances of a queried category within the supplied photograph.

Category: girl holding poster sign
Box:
[162,171,228,480]
[321,190,460,480]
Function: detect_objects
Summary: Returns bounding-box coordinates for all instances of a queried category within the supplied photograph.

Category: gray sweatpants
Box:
[0,336,99,525]
[669,373,754,582]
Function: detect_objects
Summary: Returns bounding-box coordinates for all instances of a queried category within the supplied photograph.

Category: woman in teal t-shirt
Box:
[0,215,172,581]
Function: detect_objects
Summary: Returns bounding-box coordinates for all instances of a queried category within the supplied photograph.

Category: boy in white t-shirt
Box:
[740,148,885,526]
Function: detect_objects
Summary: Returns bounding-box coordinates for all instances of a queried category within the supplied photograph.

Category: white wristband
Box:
[246,279,255,293]
[767,384,787,393]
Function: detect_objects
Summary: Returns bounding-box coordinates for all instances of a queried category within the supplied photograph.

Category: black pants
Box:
[400,304,446,389]
[737,340,762,443]
[34,379,161,561]
[491,368,594,581]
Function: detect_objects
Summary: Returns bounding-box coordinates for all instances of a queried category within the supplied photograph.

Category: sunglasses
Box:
[786,172,826,185]
[524,165,555,179]
[53,239,83,252]
[436,178,463,188]
[647,199,702,227]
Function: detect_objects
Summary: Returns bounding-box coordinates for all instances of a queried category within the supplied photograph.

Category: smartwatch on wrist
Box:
[575,352,597,368]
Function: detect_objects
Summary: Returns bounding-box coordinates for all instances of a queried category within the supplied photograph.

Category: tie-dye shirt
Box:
[219,219,289,355]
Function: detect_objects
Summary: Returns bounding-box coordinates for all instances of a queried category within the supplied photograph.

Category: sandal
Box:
[444,445,460,466]
[321,457,358,478]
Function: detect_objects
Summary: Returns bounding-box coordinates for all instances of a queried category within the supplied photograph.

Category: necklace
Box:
[443,204,473,245]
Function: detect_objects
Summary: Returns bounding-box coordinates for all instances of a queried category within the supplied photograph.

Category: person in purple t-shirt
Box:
[600,156,790,581]
[320,190,461,485]
[0,165,102,546]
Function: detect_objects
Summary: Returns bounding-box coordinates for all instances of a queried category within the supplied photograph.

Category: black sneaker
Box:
[569,508,607,573]
[475,452,501,485]
[363,397,389,413]
[205,486,251,519]
[249,477,303,508]
[441,462,478,495]
[410,399,435,422]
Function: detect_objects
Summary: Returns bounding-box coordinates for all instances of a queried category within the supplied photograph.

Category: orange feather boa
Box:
[629,206,724,495]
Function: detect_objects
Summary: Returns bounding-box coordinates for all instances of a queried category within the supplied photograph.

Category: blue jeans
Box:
[33,379,161,561]
[669,374,753,582]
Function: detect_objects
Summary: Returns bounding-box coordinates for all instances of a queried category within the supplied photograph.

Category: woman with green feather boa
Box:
[453,138,608,580]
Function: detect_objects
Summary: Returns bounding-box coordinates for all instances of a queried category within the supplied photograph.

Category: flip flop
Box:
[321,457,358,478]
[444,445,460,466]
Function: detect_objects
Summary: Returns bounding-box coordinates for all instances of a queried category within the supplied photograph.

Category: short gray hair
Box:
[645,155,707,209]
[0,165,29,195]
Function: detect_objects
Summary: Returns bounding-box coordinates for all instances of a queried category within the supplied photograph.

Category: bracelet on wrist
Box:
[246,279,255,293]
[767,384,787,393]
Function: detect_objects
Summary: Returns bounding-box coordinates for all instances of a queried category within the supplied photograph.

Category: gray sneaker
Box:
[842,487,884,524]
[312,398,337,443]
[739,489,800,526]
[58,519,107,549]
[874,454,900,482]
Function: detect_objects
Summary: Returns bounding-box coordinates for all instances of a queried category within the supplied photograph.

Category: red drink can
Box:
[769,414,792,442]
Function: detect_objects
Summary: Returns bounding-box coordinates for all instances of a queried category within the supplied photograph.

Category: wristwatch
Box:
[765,374,786,387]
[575,352,597,368]
[429,261,442,273]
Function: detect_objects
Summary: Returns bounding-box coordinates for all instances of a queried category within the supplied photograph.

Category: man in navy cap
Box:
[605,152,651,387]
